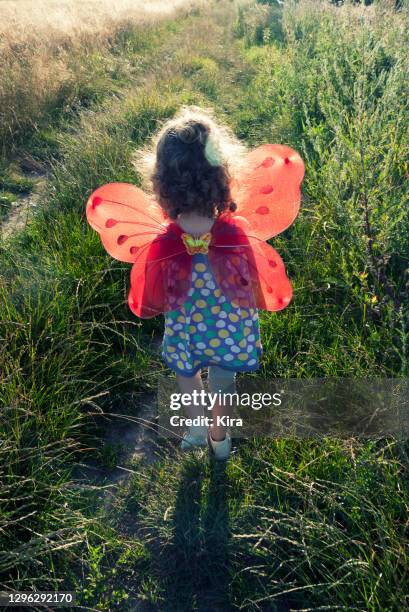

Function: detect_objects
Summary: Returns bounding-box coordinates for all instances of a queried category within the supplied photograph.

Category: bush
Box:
[234,0,409,377]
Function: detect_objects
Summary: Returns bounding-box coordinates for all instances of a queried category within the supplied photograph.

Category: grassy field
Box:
[1,0,408,610]
[0,0,201,159]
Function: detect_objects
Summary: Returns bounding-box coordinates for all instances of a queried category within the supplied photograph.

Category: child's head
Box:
[134,106,246,219]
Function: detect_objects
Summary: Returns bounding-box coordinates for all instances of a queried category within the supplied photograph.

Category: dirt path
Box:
[0,171,48,240]
[74,0,249,481]
[68,0,251,521]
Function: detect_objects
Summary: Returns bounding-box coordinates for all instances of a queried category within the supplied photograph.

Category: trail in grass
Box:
[75,0,255,503]
[0,170,48,239]
[40,0,254,540]
[71,5,270,598]
[79,3,409,609]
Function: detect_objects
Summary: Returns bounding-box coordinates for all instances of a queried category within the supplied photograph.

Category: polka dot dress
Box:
[162,254,262,376]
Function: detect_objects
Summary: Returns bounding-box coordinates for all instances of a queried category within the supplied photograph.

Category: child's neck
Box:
[177,211,215,237]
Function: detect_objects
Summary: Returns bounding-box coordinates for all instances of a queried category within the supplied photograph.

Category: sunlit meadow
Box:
[1,1,408,609]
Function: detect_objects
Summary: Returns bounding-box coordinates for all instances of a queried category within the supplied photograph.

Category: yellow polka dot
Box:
[209,338,221,348]
[180,332,186,340]
[189,325,196,333]
[195,279,204,288]
[241,310,249,318]
[218,329,229,338]
[168,346,176,353]
[214,288,221,298]
[211,306,221,314]
[180,352,187,361]
[204,348,215,357]
[229,313,239,323]
[177,360,184,369]
[192,313,203,322]
[195,299,206,308]
[256,339,261,348]
[244,326,251,337]
[195,263,206,272]
[165,327,174,336]
[238,353,249,361]
[231,300,239,309]
[177,315,185,323]
[239,339,247,348]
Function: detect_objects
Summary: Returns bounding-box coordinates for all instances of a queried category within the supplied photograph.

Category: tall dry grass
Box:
[0,0,199,38]
[0,0,202,156]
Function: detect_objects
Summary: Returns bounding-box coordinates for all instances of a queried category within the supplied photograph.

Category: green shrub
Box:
[235,2,284,47]
[234,0,409,376]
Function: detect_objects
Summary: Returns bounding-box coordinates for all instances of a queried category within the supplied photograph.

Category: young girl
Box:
[86,106,303,460]
[137,107,262,459]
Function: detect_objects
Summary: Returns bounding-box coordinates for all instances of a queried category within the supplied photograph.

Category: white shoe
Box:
[208,431,232,461]
[180,427,208,450]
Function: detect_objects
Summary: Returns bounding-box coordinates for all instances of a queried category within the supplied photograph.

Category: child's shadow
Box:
[163,455,231,611]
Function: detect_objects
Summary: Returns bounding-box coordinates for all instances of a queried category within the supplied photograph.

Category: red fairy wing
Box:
[231,144,304,241]
[86,182,168,263]
[128,225,191,318]
[247,239,292,311]
[210,215,292,312]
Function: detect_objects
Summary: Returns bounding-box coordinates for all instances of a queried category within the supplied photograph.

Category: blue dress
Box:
[162,253,262,376]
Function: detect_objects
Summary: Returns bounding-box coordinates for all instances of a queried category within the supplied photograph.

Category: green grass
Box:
[0,166,36,221]
[0,14,187,161]
[233,0,409,380]
[0,192,16,221]
[107,438,408,610]
[0,166,35,194]
[1,0,408,609]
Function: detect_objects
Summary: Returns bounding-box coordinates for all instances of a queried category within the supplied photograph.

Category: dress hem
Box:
[162,351,263,377]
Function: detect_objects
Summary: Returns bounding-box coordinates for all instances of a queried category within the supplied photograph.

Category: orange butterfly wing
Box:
[85,142,304,317]
[129,242,192,318]
[86,182,168,263]
[209,215,292,312]
[86,184,192,317]
[231,144,304,241]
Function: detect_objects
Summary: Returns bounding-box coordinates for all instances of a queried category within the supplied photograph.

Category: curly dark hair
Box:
[151,118,237,220]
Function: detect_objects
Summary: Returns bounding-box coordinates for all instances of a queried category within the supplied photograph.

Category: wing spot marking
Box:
[259,185,274,195]
[256,206,270,215]
[92,196,103,209]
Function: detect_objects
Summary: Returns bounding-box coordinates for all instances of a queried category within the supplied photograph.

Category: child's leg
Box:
[208,366,236,442]
[176,371,207,444]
